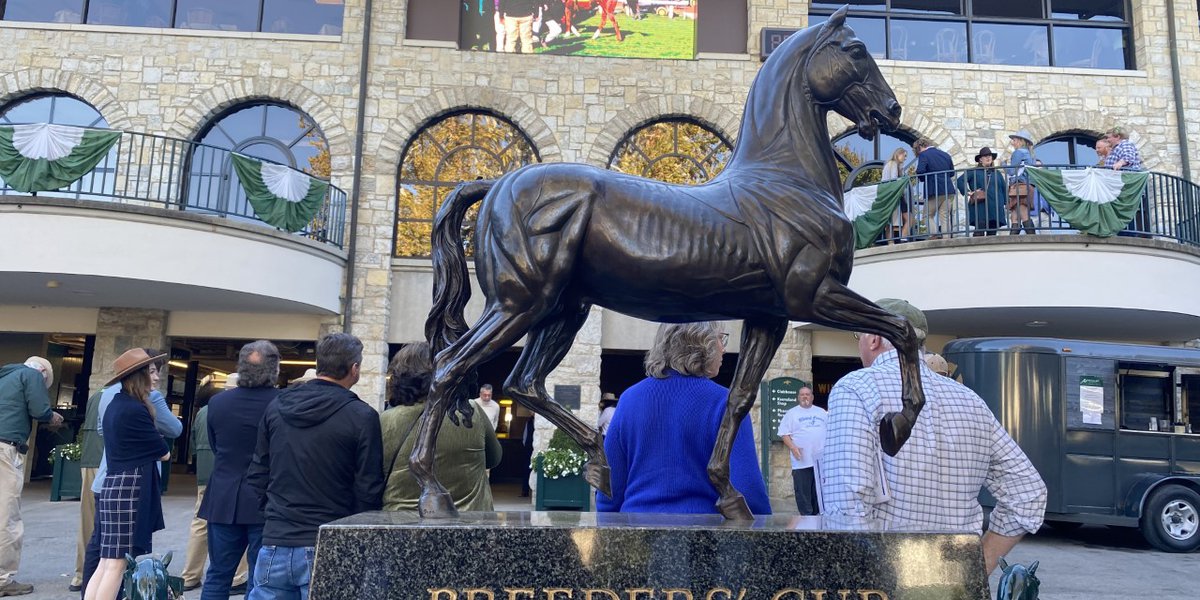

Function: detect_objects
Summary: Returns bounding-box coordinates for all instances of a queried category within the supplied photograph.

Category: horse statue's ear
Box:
[998,557,1010,571]
[1028,560,1039,575]
[161,550,173,568]
[125,554,138,570]
[824,5,848,29]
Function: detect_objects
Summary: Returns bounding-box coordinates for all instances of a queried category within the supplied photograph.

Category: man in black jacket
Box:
[198,340,280,599]
[245,334,383,600]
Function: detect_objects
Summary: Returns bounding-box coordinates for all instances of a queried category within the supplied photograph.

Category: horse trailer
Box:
[943,337,1200,552]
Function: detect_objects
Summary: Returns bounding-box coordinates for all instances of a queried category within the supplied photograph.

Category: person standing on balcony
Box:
[821,299,1047,576]
[1096,138,1113,167]
[957,147,1008,236]
[0,357,61,598]
[913,138,956,239]
[1106,127,1147,236]
[199,341,280,600]
[882,148,911,242]
[1005,130,1036,235]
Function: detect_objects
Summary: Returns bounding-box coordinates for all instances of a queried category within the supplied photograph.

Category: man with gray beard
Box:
[198,341,281,599]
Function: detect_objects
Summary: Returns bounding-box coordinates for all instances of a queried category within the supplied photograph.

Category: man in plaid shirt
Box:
[821,299,1046,575]
[1105,127,1143,172]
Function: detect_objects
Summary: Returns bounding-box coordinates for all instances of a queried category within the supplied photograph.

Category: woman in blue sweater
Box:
[84,348,170,600]
[597,323,771,515]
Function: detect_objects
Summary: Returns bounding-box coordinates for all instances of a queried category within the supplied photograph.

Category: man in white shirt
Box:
[777,386,826,515]
[821,298,1046,575]
[474,384,500,430]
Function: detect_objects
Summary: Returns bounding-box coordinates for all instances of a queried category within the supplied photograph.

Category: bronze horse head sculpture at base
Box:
[415,6,922,520]
[123,551,184,600]
[996,558,1040,600]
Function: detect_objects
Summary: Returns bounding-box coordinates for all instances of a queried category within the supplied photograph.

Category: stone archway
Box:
[0,69,132,129]
[586,95,739,167]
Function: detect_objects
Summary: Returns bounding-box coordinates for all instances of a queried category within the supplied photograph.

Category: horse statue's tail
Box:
[425,179,496,356]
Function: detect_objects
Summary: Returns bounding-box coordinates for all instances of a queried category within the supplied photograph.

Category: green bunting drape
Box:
[231,153,329,233]
[0,125,120,193]
[844,177,910,249]
[1026,167,1149,237]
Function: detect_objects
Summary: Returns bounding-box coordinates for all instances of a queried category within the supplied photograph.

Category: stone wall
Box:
[88,308,169,392]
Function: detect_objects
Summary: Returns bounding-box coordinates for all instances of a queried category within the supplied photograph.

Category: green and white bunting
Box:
[231,153,329,233]
[0,124,120,193]
[1026,166,1149,237]
[843,176,910,249]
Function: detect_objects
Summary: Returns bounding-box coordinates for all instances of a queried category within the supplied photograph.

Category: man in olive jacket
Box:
[0,357,62,597]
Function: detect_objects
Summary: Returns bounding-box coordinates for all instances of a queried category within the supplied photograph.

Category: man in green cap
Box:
[821,299,1047,576]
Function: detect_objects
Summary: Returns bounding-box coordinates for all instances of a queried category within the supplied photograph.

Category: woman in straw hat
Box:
[1005,129,1037,235]
[84,348,171,600]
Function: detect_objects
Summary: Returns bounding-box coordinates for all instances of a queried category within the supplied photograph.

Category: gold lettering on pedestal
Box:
[429,589,459,600]
[809,591,826,600]
[625,588,654,600]
[583,590,621,600]
[465,589,495,600]
[857,591,888,600]
[664,589,693,600]
[545,588,574,600]
[837,591,854,600]
[770,589,805,600]
[504,589,536,600]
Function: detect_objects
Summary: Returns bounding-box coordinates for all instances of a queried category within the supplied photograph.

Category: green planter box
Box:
[534,456,591,511]
[51,457,82,502]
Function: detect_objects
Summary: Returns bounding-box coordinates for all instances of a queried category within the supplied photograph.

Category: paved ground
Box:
[10,478,1196,599]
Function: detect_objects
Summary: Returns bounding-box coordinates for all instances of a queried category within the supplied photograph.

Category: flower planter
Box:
[534,456,591,511]
[51,457,82,502]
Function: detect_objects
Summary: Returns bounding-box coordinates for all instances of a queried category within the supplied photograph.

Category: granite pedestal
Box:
[310,512,987,600]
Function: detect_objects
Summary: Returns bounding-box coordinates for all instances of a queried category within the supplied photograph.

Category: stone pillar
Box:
[530,306,604,497]
[88,308,169,392]
[347,150,394,413]
[752,327,814,510]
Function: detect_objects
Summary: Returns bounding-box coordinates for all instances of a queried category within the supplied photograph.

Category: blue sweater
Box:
[597,372,772,515]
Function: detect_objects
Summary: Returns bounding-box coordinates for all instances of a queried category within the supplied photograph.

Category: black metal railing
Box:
[845,163,1200,247]
[0,127,347,248]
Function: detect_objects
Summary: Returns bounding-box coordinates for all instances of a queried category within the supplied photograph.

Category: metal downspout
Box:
[342,0,374,332]
[1166,0,1192,180]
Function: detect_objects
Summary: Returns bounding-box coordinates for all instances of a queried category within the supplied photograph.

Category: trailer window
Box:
[1180,373,1200,434]
[1119,368,1172,431]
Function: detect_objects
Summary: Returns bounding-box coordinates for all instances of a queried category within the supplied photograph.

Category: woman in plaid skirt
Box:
[84,348,171,600]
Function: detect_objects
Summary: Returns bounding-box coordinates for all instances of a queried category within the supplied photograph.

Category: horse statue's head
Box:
[996,558,1040,600]
[804,7,902,139]
[124,551,184,600]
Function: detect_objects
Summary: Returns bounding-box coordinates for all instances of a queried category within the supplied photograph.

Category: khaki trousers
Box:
[182,486,247,587]
[71,467,98,586]
[0,445,25,587]
[926,194,954,236]
[504,15,535,53]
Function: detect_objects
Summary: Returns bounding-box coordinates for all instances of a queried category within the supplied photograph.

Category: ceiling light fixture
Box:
[46,280,59,288]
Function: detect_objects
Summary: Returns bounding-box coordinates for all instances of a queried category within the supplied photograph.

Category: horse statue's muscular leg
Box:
[413,309,538,517]
[808,279,927,455]
[502,303,611,497]
[707,318,788,519]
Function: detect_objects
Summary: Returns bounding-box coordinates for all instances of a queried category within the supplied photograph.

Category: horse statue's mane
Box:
[124,551,184,600]
[996,558,1040,600]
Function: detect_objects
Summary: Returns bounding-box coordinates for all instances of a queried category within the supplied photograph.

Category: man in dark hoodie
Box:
[245,333,382,600]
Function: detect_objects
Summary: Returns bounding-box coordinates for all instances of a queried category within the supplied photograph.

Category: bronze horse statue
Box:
[416,6,923,519]
[123,551,184,600]
[996,559,1040,600]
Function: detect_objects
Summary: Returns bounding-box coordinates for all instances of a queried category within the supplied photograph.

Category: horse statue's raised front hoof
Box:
[418,490,459,519]
[583,460,611,498]
[879,410,914,457]
[716,493,753,520]
[996,558,1040,600]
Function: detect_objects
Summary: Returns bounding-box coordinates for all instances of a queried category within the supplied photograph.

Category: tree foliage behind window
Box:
[609,119,732,184]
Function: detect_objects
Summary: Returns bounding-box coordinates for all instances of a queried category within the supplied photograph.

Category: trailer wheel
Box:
[1140,484,1200,552]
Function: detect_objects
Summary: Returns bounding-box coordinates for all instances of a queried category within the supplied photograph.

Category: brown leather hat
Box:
[105,348,167,387]
[974,146,998,162]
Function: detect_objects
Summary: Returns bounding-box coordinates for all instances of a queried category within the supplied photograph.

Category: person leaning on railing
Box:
[913,138,956,239]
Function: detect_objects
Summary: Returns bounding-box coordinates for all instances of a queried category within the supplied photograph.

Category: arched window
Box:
[185,102,329,219]
[833,129,918,186]
[1035,132,1100,167]
[395,110,539,257]
[0,93,113,199]
[608,118,732,184]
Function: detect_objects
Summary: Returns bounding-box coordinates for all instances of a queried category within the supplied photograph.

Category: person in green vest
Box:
[180,378,248,593]
[380,342,501,512]
[70,389,104,592]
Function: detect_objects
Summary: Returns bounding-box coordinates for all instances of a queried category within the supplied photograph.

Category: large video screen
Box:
[460,1,697,59]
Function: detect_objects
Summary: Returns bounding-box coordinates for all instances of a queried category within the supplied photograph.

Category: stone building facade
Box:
[3,0,1200,508]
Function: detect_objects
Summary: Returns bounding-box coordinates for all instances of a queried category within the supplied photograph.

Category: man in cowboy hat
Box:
[0,357,62,596]
[79,348,181,597]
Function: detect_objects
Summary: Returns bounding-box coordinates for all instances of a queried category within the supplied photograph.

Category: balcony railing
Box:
[845,163,1200,247]
[0,127,347,248]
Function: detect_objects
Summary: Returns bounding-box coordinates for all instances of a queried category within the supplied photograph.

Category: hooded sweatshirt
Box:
[246,379,384,547]
[0,364,53,445]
